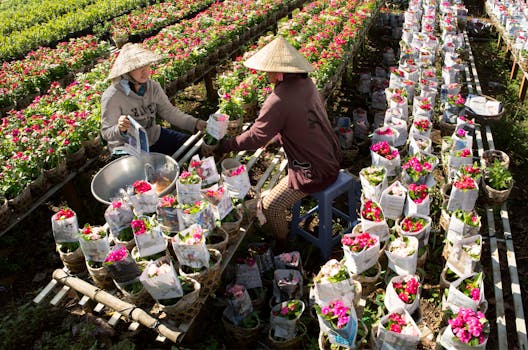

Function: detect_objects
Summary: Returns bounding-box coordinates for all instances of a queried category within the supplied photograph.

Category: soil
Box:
[1,3,527,350]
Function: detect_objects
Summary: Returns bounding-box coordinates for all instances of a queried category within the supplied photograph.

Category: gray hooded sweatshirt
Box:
[101,79,198,152]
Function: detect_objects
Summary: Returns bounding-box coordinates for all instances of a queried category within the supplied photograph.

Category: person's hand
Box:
[118,115,131,132]
[196,119,207,132]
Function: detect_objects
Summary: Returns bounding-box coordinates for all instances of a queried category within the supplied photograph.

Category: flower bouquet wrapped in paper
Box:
[372,126,400,147]
[105,200,134,246]
[139,256,183,303]
[397,214,432,249]
[221,159,251,199]
[156,194,180,233]
[270,299,305,341]
[376,308,421,349]
[446,272,487,313]
[451,128,473,151]
[206,113,229,140]
[447,209,481,242]
[342,232,380,274]
[448,148,474,180]
[128,180,158,215]
[172,224,210,269]
[409,117,433,139]
[235,256,263,290]
[274,251,302,272]
[456,163,482,183]
[223,284,253,325]
[447,175,479,212]
[131,215,166,258]
[189,155,220,187]
[312,259,358,307]
[370,141,401,177]
[360,199,389,241]
[202,185,233,221]
[401,154,435,186]
[439,308,489,349]
[385,116,408,147]
[359,166,388,202]
[386,236,419,276]
[408,133,432,156]
[388,92,408,113]
[412,96,434,120]
[404,183,431,216]
[248,242,274,275]
[337,127,354,149]
[380,181,407,220]
[52,208,79,243]
[78,224,110,264]
[315,299,358,348]
[384,275,421,314]
[177,200,215,231]
[176,170,202,204]
[447,235,482,277]
[104,245,141,283]
[272,269,303,304]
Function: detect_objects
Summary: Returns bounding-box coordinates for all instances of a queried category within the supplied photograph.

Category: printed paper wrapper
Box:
[447,214,481,242]
[270,300,305,340]
[52,215,79,243]
[408,134,432,156]
[221,159,251,199]
[343,233,380,275]
[445,273,487,313]
[317,304,358,348]
[134,223,166,258]
[338,130,354,149]
[223,286,253,325]
[156,206,180,233]
[447,154,474,180]
[272,269,303,304]
[139,256,183,301]
[372,127,400,147]
[447,235,482,277]
[403,194,431,217]
[380,181,407,220]
[371,151,401,177]
[386,236,418,276]
[438,324,488,350]
[203,185,233,221]
[177,204,216,231]
[206,113,229,140]
[385,117,408,147]
[312,276,358,307]
[447,185,479,212]
[376,308,421,350]
[451,134,473,151]
[105,203,134,237]
[384,275,421,314]
[235,263,263,290]
[79,236,110,263]
[409,122,432,140]
[248,243,275,275]
[385,107,408,123]
[371,90,387,110]
[176,180,202,205]
[360,218,390,242]
[172,225,210,269]
[129,188,158,216]
[360,167,388,202]
[273,251,302,272]
[189,155,220,186]
[105,250,142,283]
[397,214,432,249]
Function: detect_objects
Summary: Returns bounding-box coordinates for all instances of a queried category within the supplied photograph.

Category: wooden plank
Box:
[464,31,483,95]
[520,73,528,101]
[33,279,58,304]
[155,334,167,342]
[78,295,90,306]
[255,151,282,191]
[128,322,140,331]
[464,62,474,95]
[108,312,121,326]
[50,285,70,306]
[94,302,105,313]
[485,125,495,150]
[266,159,288,190]
[501,204,528,350]
[510,58,519,80]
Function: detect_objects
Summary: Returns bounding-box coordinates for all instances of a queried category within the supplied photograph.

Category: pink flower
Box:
[133,180,152,194]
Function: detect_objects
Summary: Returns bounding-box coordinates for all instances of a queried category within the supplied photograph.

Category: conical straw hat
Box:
[244,36,313,73]
[107,43,163,80]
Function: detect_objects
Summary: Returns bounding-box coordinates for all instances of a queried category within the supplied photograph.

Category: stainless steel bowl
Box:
[91,153,180,205]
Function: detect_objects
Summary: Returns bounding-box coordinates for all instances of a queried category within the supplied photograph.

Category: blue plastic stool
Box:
[290,170,360,259]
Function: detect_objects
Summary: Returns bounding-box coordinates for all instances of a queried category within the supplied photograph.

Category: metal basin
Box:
[91,153,180,205]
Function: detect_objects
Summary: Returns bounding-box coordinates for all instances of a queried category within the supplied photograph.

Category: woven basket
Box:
[57,244,86,274]
[86,262,113,289]
[342,146,359,163]
[179,249,222,296]
[43,160,68,184]
[0,198,11,227]
[417,247,428,269]
[7,186,33,214]
[206,227,229,257]
[268,321,306,349]
[66,146,87,170]
[157,276,202,322]
[352,261,381,297]
[221,209,243,235]
[440,208,450,232]
[466,94,504,124]
[200,142,218,158]
[439,119,456,137]
[28,171,49,197]
[481,149,510,169]
[82,135,103,158]
[318,320,367,350]
[226,118,244,137]
[481,178,513,205]
[222,314,262,348]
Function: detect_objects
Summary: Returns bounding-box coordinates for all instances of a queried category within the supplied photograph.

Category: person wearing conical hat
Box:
[101,43,207,156]
[220,36,342,251]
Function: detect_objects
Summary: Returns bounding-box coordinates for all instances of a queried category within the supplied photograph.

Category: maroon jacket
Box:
[222,75,341,193]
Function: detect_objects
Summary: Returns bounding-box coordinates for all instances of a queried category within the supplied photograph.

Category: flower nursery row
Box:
[0,0,150,61]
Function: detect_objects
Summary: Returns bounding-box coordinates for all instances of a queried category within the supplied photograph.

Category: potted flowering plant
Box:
[342,232,380,274]
[410,118,432,138]
[312,259,358,307]
[314,299,358,348]
[447,175,479,212]
[386,235,419,276]
[360,199,389,241]
[52,207,79,244]
[451,128,472,151]
[176,170,202,204]
[248,242,274,275]
[380,180,407,220]
[206,113,229,140]
[412,96,433,119]
[223,284,253,325]
[177,200,215,231]
[448,148,474,181]
[446,272,487,312]
[221,158,251,199]
[372,126,400,146]
[447,235,482,277]
[172,224,210,269]
[104,245,144,300]
[272,269,303,304]
[446,93,466,112]
[139,256,184,305]
[397,214,432,249]
[269,299,305,341]
[376,309,421,349]
[401,155,434,185]
[404,183,430,216]
[128,180,158,216]
[79,224,111,287]
[447,209,481,242]
[359,166,387,202]
[439,308,489,349]
[274,251,302,272]
[131,215,166,259]
[105,200,134,246]
[370,141,400,177]
[384,275,421,314]
[202,185,235,223]
[457,163,482,183]
[408,133,432,155]
[201,131,220,158]
[481,160,513,204]
[156,194,180,234]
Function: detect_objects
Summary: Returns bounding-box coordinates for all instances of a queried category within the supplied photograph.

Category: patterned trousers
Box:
[262,176,307,240]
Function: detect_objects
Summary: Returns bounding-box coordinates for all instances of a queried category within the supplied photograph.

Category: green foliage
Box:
[484,160,513,190]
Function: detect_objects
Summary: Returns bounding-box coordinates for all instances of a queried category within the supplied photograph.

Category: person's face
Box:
[266,72,283,85]
[129,65,151,84]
